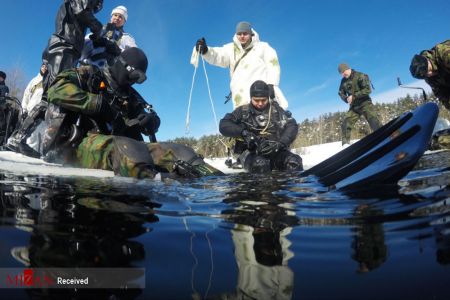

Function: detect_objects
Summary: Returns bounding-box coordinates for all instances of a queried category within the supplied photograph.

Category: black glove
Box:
[89,34,105,47]
[104,39,122,56]
[257,139,286,156]
[196,37,208,55]
[268,84,275,99]
[136,111,161,136]
[241,129,259,150]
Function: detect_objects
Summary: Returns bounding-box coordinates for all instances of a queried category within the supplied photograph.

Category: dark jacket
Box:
[219,100,298,148]
[41,0,103,91]
[338,70,372,107]
[49,0,102,55]
[0,82,9,98]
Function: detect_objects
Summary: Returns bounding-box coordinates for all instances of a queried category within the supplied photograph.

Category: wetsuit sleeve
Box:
[219,108,245,137]
[71,0,102,36]
[279,115,298,147]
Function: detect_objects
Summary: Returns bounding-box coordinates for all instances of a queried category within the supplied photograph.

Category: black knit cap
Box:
[410,54,428,79]
[250,80,269,98]
[0,71,6,79]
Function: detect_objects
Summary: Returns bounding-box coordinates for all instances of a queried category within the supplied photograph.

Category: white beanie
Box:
[111,5,128,21]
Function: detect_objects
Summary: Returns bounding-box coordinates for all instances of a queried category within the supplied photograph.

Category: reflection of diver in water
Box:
[0,176,158,299]
[220,176,299,300]
[229,225,295,300]
[351,204,387,273]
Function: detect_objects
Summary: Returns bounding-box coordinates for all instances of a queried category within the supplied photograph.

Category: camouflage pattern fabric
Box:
[147,143,224,177]
[421,40,450,110]
[76,133,156,179]
[341,100,382,145]
[76,133,223,179]
[47,67,102,115]
[338,70,372,106]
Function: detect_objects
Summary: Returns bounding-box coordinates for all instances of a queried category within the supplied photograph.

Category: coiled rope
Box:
[186,51,229,150]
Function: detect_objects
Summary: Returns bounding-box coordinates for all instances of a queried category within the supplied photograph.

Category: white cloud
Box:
[303,78,335,96]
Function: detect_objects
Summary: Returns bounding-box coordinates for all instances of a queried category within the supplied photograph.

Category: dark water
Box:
[0,152,450,300]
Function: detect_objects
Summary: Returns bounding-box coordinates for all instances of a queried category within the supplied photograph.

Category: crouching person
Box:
[14,47,222,179]
[219,80,302,173]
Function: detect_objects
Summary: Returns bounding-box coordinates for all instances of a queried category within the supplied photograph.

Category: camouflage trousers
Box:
[75,133,223,179]
[342,100,382,145]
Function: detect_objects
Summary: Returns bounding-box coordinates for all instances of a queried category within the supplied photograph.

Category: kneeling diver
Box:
[9,47,222,179]
[219,80,302,173]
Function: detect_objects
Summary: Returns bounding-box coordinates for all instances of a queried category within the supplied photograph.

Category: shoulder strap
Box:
[233,46,253,73]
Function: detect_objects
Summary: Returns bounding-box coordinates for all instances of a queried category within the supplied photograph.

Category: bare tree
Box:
[5,65,27,101]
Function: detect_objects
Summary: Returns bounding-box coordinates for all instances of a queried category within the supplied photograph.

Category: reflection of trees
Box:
[218,174,299,300]
[0,175,159,299]
[351,204,387,273]
[408,187,450,266]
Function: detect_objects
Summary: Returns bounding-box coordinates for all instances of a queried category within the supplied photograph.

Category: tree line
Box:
[168,93,450,158]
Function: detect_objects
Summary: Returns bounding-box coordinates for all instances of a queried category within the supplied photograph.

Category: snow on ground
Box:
[0,141,348,177]
[0,151,114,178]
[296,141,348,170]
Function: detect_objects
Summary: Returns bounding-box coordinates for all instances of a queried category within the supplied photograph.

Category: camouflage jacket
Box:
[338,70,372,107]
[421,40,450,102]
[219,100,298,147]
[47,65,148,140]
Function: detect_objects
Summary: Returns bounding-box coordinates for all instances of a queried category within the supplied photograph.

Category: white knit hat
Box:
[111,5,128,21]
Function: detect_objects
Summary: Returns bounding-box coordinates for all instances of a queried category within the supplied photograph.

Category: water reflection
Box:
[407,186,450,266]
[0,174,158,299]
[0,167,448,299]
[219,173,297,300]
[351,204,387,273]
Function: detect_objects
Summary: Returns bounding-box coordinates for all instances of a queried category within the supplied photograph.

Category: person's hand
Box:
[241,129,259,150]
[196,37,208,55]
[347,95,353,105]
[104,39,121,56]
[136,111,161,136]
[257,139,286,156]
[90,35,107,47]
[268,84,275,99]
